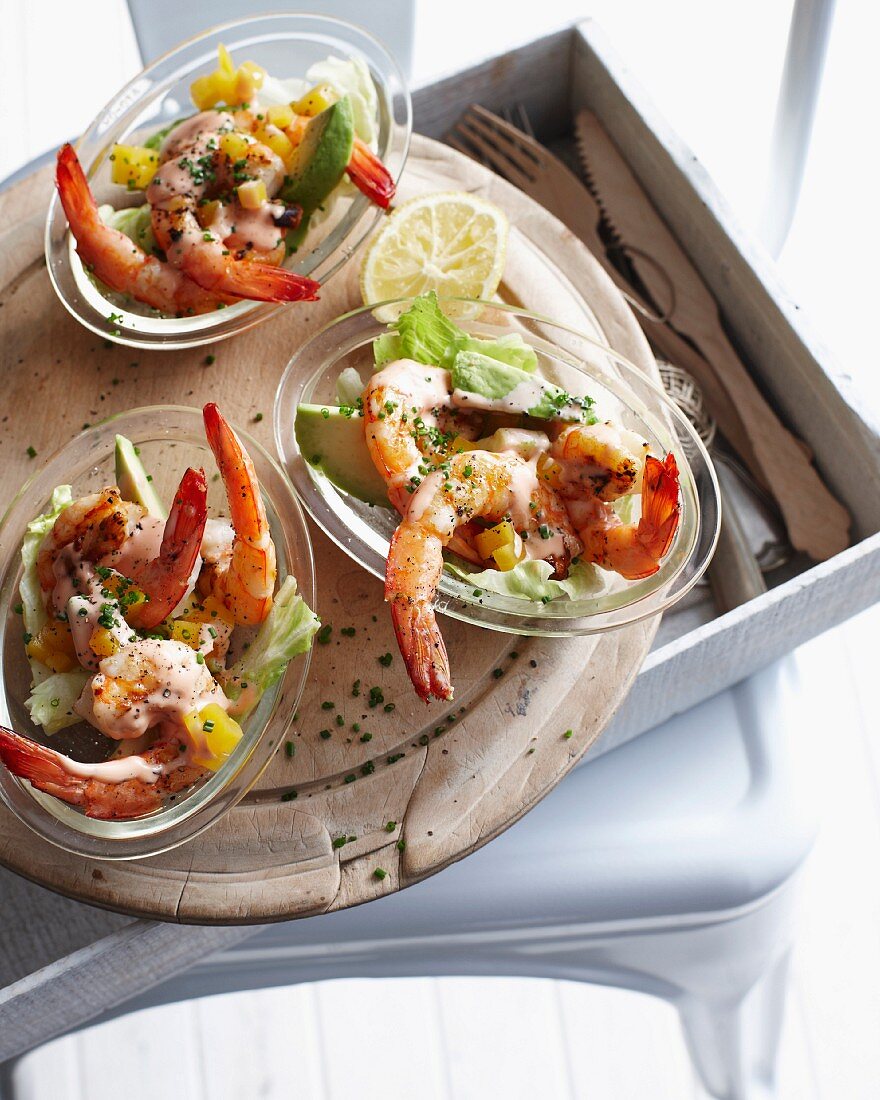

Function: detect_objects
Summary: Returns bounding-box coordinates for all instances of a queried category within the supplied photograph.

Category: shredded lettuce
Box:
[98,203,157,256]
[225,578,320,710]
[25,671,89,735]
[383,292,539,374]
[445,557,606,603]
[305,55,378,145]
[19,486,73,685]
[336,366,365,405]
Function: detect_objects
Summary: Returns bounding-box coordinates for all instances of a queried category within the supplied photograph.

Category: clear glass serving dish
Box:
[275,299,721,637]
[0,407,315,859]
[45,13,411,351]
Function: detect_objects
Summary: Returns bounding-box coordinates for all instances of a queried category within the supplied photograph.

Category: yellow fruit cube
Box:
[255,126,294,166]
[89,626,119,659]
[492,534,525,572]
[196,199,220,229]
[185,596,234,626]
[451,436,479,452]
[109,144,159,190]
[237,178,267,209]
[190,69,238,110]
[235,61,265,103]
[267,104,294,130]
[170,620,200,649]
[185,704,243,771]
[217,43,235,76]
[292,83,338,117]
[219,130,253,163]
[474,519,517,560]
[537,454,564,490]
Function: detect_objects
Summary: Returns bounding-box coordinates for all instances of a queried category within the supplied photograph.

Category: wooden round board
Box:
[0,135,659,923]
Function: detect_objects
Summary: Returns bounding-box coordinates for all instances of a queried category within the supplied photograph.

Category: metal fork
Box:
[446,104,669,324]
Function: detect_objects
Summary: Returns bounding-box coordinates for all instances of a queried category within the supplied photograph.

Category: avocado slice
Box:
[281,97,355,218]
[115,434,167,518]
[295,405,391,509]
[450,350,592,421]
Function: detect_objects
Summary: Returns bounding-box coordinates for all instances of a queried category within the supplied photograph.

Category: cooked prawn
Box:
[147,117,320,303]
[124,467,209,630]
[55,144,238,316]
[347,137,396,208]
[550,421,650,502]
[363,360,479,512]
[386,451,579,701]
[37,486,135,595]
[0,724,206,820]
[199,403,277,625]
[568,453,681,580]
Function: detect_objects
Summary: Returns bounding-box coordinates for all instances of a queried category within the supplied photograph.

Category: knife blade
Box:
[573,107,848,560]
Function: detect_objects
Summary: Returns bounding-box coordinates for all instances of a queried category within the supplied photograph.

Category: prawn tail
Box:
[347,138,396,209]
[55,143,98,234]
[212,261,321,303]
[638,453,681,564]
[128,467,208,629]
[390,597,453,703]
[0,726,85,801]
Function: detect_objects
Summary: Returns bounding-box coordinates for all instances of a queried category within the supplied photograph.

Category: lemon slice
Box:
[360,192,508,316]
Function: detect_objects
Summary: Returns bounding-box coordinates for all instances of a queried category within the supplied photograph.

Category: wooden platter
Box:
[0,135,659,923]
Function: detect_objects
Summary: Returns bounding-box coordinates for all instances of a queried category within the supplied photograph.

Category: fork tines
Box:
[446,104,546,189]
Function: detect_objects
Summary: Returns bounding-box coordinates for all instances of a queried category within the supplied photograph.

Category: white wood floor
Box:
[4,2,880,1097]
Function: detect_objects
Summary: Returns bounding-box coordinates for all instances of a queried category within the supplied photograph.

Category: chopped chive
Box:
[373,868,387,880]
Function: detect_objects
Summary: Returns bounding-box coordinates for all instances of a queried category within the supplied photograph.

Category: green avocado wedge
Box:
[115,434,166,518]
[295,405,391,509]
[281,97,355,220]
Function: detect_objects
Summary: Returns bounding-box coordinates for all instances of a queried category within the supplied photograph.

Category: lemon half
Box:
[360,192,508,315]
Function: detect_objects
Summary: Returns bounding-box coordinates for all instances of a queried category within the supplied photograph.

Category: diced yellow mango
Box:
[88,626,119,659]
[474,519,517,560]
[492,533,525,571]
[185,596,234,626]
[170,620,200,649]
[236,60,265,102]
[190,69,238,110]
[537,454,564,490]
[219,130,253,162]
[196,199,220,229]
[292,82,338,117]
[267,104,294,130]
[217,43,235,76]
[109,144,159,190]
[184,704,243,771]
[451,436,479,452]
[255,126,294,165]
[27,621,78,668]
[237,178,267,209]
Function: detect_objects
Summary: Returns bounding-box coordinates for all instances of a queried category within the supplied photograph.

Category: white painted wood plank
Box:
[74,1001,205,1100]
[556,980,697,1100]
[11,1033,84,1100]
[194,984,327,1099]
[313,977,448,1100]
[435,977,574,1100]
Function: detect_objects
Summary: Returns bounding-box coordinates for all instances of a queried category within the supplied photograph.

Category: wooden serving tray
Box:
[0,134,657,923]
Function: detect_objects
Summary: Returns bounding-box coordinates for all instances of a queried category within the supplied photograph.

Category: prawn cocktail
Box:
[0,405,318,820]
[296,294,681,703]
[56,45,395,318]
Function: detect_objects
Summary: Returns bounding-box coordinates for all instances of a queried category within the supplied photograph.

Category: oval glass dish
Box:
[275,299,721,637]
[45,13,411,351]
[0,407,315,860]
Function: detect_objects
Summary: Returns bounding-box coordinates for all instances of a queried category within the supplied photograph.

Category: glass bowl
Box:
[275,299,721,636]
[45,13,411,351]
[0,406,315,860]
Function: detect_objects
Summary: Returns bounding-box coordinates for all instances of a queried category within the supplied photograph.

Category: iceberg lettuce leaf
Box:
[225,578,320,710]
[20,486,73,684]
[444,556,606,603]
[25,671,89,735]
[98,203,157,255]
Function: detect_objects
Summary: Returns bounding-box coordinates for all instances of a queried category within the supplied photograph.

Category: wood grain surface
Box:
[0,134,659,923]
